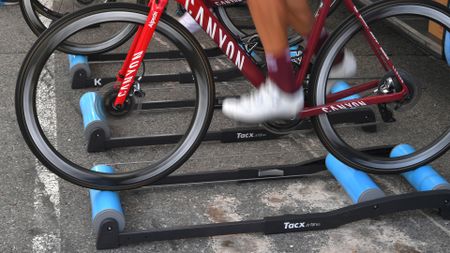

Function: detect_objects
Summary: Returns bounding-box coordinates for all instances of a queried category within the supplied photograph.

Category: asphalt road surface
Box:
[1,2,450,253]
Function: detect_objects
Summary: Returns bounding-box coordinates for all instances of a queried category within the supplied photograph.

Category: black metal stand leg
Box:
[96,219,120,250]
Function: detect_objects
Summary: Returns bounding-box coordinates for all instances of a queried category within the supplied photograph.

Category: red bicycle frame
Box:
[114,0,409,119]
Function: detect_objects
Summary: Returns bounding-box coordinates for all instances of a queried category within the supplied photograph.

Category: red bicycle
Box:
[16,0,450,190]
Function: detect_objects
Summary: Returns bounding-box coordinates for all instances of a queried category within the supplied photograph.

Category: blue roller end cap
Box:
[68,54,91,78]
[390,144,450,191]
[445,31,450,66]
[331,81,360,100]
[89,165,125,234]
[68,54,88,68]
[326,154,385,204]
[79,92,110,139]
[92,164,115,174]
[326,83,384,204]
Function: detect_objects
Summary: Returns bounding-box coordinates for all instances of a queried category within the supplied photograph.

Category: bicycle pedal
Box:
[378,104,396,123]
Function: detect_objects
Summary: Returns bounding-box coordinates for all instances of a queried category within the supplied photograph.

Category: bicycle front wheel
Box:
[16,3,215,190]
[311,0,450,173]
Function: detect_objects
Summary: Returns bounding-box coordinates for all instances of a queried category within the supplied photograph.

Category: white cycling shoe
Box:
[178,12,202,33]
[327,48,358,94]
[222,79,304,123]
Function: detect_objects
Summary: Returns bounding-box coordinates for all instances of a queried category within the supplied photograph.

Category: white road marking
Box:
[31,8,61,252]
[32,234,60,253]
[33,52,61,252]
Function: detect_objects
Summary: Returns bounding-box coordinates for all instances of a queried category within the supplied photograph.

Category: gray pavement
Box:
[1,2,450,253]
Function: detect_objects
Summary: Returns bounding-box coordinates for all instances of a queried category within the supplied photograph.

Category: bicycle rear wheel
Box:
[16,3,215,190]
[310,0,450,173]
[20,0,146,54]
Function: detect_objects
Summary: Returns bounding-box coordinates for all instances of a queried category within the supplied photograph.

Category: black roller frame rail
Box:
[91,2,450,249]
[78,47,377,152]
[95,146,450,250]
[86,103,376,152]
[71,48,242,89]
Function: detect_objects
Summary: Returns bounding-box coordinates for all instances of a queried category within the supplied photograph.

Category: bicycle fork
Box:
[113,0,168,109]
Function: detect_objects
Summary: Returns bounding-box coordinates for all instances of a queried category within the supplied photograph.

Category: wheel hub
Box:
[377,68,422,111]
[102,82,136,117]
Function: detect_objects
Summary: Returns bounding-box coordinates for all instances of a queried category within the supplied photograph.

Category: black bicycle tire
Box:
[32,0,63,20]
[20,0,146,54]
[310,0,450,174]
[214,0,342,47]
[33,0,145,20]
[16,3,215,190]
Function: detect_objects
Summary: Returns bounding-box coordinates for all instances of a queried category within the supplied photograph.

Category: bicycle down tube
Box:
[114,0,408,118]
[114,0,169,107]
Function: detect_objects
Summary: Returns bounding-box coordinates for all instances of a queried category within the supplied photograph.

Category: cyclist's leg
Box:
[285,0,331,55]
[222,0,304,123]
[286,0,314,36]
[246,0,297,92]
[246,0,289,56]
[286,0,356,93]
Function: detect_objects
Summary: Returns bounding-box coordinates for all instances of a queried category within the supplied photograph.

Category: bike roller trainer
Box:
[88,144,450,250]
[68,47,243,89]
[79,81,377,152]
[68,31,303,88]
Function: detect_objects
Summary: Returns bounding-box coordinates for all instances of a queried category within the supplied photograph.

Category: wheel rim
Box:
[24,0,145,54]
[19,7,213,189]
[313,3,450,172]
